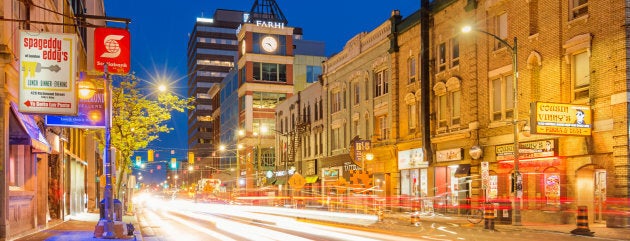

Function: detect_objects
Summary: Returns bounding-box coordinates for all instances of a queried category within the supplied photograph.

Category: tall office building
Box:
[187,10,246,171]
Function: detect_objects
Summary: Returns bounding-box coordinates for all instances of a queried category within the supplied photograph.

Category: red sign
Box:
[94,27,130,74]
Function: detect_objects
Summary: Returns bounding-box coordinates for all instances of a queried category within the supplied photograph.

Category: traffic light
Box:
[135,156,141,167]
[148,149,154,162]
[188,152,194,164]
[170,158,177,169]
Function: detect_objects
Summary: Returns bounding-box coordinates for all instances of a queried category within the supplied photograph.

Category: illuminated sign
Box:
[436,148,463,162]
[496,139,557,161]
[531,102,592,136]
[398,148,427,170]
[255,20,285,29]
[19,31,77,115]
[94,27,130,74]
[46,86,104,128]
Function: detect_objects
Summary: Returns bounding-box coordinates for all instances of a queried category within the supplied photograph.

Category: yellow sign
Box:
[531,102,591,136]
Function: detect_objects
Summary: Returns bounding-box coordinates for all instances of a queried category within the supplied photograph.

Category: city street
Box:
[134,198,613,241]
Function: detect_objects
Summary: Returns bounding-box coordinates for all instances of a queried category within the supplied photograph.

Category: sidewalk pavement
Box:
[382,212,630,241]
[13,212,141,241]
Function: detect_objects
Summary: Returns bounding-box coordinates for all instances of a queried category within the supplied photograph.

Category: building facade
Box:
[187,10,245,173]
[319,10,401,210]
[389,0,629,225]
[0,0,105,239]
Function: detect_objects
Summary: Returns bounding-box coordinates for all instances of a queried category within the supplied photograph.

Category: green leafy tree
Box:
[94,75,194,196]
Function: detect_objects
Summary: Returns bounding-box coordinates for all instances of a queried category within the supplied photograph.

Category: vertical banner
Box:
[19,31,77,115]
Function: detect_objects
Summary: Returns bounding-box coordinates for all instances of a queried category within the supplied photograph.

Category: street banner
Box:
[94,27,130,74]
[19,31,78,115]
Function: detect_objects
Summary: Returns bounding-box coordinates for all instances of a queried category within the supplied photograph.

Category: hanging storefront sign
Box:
[19,31,78,115]
[398,148,427,169]
[496,139,557,161]
[350,139,371,166]
[436,148,463,162]
[531,102,592,136]
[94,27,131,74]
[46,85,104,128]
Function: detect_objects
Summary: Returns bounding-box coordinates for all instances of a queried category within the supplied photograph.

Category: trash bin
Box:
[497,202,512,224]
[99,199,123,221]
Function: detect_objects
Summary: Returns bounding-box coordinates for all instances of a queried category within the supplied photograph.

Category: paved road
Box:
[136,199,612,241]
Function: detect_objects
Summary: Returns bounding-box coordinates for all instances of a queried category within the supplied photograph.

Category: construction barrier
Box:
[484,205,495,230]
[571,205,594,236]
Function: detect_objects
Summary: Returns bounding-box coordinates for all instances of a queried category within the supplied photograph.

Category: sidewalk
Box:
[13,212,141,241]
[383,212,630,240]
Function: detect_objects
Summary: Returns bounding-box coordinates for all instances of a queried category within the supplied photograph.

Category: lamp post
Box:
[462,26,521,226]
[101,64,116,238]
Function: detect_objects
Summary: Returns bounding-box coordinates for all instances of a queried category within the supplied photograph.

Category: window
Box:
[494,12,508,50]
[491,75,514,121]
[570,0,588,20]
[306,65,322,83]
[438,43,447,72]
[451,37,460,67]
[353,120,359,138]
[434,78,462,130]
[252,92,287,109]
[332,128,341,150]
[253,62,287,82]
[353,83,360,105]
[451,90,461,125]
[438,95,448,128]
[377,116,389,140]
[331,91,342,113]
[529,0,539,35]
[408,57,417,83]
[408,103,417,131]
[374,69,389,97]
[572,51,590,100]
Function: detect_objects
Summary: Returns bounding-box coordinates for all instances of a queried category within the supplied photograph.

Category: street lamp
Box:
[462,25,521,226]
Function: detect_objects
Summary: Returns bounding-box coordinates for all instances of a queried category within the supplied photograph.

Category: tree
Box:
[93,74,195,196]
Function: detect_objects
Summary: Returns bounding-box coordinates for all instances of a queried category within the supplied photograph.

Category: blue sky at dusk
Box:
[105,0,420,183]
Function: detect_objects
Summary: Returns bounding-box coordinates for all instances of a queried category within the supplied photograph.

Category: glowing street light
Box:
[462,24,521,226]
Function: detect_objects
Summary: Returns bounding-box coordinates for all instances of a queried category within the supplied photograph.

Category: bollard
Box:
[571,206,594,236]
[484,206,495,230]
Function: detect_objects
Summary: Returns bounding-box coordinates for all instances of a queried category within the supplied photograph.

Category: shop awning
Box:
[305,175,319,184]
[9,102,51,153]
[454,164,471,177]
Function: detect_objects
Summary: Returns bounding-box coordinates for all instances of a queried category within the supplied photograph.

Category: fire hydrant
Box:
[377,208,384,222]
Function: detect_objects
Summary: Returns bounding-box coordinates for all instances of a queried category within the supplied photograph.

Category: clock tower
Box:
[235,0,295,192]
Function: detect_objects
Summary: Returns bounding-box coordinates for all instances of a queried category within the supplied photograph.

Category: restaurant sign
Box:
[531,102,592,136]
[496,139,557,161]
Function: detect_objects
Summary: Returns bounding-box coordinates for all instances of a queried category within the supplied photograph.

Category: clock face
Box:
[261,36,278,52]
[241,40,246,55]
